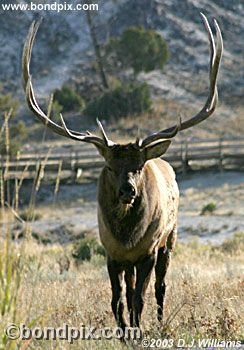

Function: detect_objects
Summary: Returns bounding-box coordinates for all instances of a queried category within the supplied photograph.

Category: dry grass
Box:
[0,235,243,350]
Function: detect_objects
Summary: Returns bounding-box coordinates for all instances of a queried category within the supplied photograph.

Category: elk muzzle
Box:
[118,181,136,205]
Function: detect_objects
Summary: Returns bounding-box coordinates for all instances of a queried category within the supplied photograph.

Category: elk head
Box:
[22,14,223,186]
[96,140,172,205]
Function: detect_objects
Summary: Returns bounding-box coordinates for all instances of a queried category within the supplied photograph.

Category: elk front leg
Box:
[125,264,136,327]
[133,254,156,328]
[107,257,127,330]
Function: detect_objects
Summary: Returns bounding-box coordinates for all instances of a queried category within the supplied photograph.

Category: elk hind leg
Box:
[154,246,171,322]
[133,254,156,328]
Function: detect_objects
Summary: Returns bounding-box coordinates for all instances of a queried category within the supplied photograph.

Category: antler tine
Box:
[59,114,106,147]
[96,119,115,147]
[22,20,40,90]
[141,123,179,148]
[140,13,223,149]
[22,20,111,147]
[200,13,216,73]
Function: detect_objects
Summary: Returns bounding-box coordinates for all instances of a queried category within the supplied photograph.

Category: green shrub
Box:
[0,138,19,158]
[200,202,217,215]
[0,93,19,118]
[10,121,27,139]
[0,118,28,158]
[72,237,106,263]
[84,82,152,120]
[105,26,169,76]
[0,95,22,157]
[50,99,63,122]
[53,85,85,112]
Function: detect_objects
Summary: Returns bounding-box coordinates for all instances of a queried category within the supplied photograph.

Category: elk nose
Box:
[119,184,136,204]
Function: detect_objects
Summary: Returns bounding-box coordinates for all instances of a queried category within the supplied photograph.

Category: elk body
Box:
[97,145,179,328]
[22,14,223,331]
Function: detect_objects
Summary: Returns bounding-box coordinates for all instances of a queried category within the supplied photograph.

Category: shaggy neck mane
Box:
[113,202,133,220]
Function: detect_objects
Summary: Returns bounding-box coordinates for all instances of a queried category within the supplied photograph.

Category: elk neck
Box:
[97,162,161,249]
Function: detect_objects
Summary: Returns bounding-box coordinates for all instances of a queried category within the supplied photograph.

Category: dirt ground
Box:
[13,169,243,246]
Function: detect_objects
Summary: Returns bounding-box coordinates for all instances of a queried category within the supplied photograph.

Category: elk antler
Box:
[140,13,223,148]
[23,15,223,150]
[22,19,114,148]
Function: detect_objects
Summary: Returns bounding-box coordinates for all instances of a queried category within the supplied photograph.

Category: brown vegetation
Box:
[0,233,243,350]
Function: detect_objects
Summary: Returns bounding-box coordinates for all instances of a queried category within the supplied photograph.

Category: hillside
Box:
[0,0,243,138]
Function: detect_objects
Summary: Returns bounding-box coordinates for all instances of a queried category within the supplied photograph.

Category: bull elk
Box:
[22,14,223,331]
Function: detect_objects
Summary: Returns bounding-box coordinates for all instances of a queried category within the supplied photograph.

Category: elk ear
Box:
[143,140,171,161]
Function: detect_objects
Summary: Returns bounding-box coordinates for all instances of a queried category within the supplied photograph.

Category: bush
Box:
[49,100,63,123]
[84,82,152,121]
[0,138,19,158]
[72,237,106,263]
[0,92,19,118]
[200,202,217,215]
[0,119,28,158]
[0,94,21,157]
[53,85,85,113]
[105,26,169,76]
